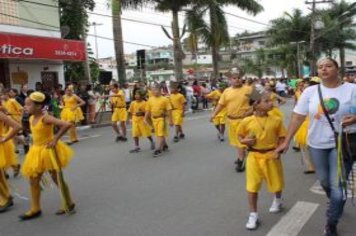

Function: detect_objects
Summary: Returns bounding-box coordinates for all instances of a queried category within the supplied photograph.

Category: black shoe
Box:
[324,224,338,236]
[55,203,76,215]
[129,147,141,153]
[13,164,21,178]
[19,211,42,221]
[115,136,123,142]
[24,145,30,154]
[0,197,14,213]
[121,137,128,142]
[153,150,162,157]
[304,170,315,174]
[173,136,179,143]
[5,171,9,179]
[236,159,245,173]
[179,133,185,139]
[163,144,169,152]
[292,146,301,152]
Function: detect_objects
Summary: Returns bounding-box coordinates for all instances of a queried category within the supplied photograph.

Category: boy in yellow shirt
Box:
[128,90,155,153]
[145,84,173,157]
[237,90,286,230]
[206,82,227,142]
[107,84,128,142]
[168,82,186,142]
[211,76,253,172]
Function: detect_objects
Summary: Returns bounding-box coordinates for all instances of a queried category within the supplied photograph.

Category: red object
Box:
[0,33,86,61]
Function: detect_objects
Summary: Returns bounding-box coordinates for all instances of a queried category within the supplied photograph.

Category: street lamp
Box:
[89,22,104,60]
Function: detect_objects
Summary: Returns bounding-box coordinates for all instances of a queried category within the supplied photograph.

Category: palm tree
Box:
[111,0,149,85]
[320,1,356,78]
[155,0,192,81]
[186,0,263,81]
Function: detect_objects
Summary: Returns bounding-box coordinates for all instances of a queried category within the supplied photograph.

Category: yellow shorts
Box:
[152,117,168,137]
[172,110,184,126]
[132,119,151,138]
[213,115,226,126]
[112,108,128,122]
[246,152,284,193]
[227,118,243,148]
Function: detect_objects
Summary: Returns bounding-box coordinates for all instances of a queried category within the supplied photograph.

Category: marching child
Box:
[237,90,286,230]
[206,82,227,142]
[145,84,173,157]
[20,92,75,220]
[0,110,21,213]
[168,82,186,142]
[108,84,128,142]
[128,90,155,153]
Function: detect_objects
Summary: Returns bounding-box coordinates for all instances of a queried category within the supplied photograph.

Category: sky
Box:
[87,0,323,58]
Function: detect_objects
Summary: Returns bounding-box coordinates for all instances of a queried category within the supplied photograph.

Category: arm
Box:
[274,93,287,105]
[342,115,356,127]
[43,115,72,148]
[75,95,86,107]
[167,109,173,126]
[275,112,306,153]
[144,111,152,127]
[0,112,21,143]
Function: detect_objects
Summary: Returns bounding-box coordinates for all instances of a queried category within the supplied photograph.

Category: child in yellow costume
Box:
[60,86,85,144]
[20,92,75,221]
[237,90,286,230]
[0,111,21,213]
[211,76,253,172]
[145,85,173,157]
[264,84,286,120]
[107,83,128,142]
[128,90,155,153]
[206,82,227,142]
[168,83,186,143]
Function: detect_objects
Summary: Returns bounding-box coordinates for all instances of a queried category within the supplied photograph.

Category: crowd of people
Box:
[0,58,355,236]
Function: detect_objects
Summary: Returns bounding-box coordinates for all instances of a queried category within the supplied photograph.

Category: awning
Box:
[0,32,86,61]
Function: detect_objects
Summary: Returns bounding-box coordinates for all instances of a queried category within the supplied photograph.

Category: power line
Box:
[223,11,270,27]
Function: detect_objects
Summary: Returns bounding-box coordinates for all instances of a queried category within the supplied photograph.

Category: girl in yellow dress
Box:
[20,92,75,221]
[0,110,21,213]
[60,86,85,144]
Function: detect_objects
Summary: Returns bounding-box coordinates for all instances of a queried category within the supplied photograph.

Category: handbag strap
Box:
[317,84,338,144]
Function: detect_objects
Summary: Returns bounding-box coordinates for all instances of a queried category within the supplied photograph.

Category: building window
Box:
[0,0,19,25]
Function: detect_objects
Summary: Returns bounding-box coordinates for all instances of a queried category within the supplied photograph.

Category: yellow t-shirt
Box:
[169,93,186,111]
[237,115,287,150]
[146,96,172,118]
[111,90,126,108]
[206,90,221,106]
[129,100,147,121]
[3,98,23,122]
[218,87,251,118]
[243,85,253,94]
[295,90,302,101]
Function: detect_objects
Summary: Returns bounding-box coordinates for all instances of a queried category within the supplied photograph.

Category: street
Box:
[1,100,355,236]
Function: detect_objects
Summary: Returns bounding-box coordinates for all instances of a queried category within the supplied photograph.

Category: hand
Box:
[342,115,356,127]
[275,140,290,155]
[0,137,5,144]
[210,115,215,123]
[46,139,58,149]
[240,137,256,147]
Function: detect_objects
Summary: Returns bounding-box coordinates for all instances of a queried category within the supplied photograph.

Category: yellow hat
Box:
[311,76,321,83]
[30,92,46,103]
[67,85,74,91]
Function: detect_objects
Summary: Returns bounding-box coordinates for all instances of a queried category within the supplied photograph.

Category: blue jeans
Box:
[309,147,354,225]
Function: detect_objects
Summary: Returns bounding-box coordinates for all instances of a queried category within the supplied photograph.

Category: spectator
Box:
[77,84,89,125]
[275,79,287,97]
[201,83,210,109]
[192,80,201,110]
[87,84,99,124]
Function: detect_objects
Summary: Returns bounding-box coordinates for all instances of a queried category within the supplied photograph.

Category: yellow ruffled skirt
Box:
[61,108,84,123]
[0,140,18,169]
[295,119,309,147]
[21,141,73,178]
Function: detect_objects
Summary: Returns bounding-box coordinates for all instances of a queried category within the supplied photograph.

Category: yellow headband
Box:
[67,85,74,91]
[30,92,46,103]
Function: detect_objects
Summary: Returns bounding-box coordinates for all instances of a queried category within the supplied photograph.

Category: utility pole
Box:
[83,30,92,83]
[89,22,103,60]
[305,0,333,76]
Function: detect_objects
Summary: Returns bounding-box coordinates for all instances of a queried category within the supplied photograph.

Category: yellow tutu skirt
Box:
[268,107,284,120]
[21,141,73,178]
[0,140,18,169]
[61,108,84,123]
[295,119,309,147]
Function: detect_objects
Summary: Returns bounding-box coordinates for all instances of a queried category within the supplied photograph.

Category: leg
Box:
[0,169,11,202]
[28,175,42,213]
[309,147,331,197]
[112,122,121,140]
[248,192,258,213]
[120,122,127,139]
[49,171,74,209]
[69,125,78,142]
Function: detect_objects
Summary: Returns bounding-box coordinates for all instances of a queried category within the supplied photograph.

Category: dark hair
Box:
[112,83,119,89]
[86,84,92,91]
[318,58,339,69]
[27,89,34,96]
[11,88,18,95]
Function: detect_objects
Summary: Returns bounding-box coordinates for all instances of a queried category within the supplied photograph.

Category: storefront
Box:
[0,32,86,91]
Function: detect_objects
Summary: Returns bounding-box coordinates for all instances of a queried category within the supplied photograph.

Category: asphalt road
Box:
[1,100,355,236]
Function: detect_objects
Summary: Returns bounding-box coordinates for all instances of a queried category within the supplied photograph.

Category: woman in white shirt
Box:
[276,58,356,236]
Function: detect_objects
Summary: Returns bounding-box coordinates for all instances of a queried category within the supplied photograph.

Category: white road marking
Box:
[63,134,101,142]
[266,201,319,236]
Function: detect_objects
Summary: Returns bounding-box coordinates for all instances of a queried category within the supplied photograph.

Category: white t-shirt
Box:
[294,82,356,149]
[275,82,287,92]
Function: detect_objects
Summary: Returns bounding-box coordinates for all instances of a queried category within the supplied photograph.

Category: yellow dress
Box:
[206,90,227,125]
[168,93,186,126]
[146,96,172,137]
[60,95,84,123]
[21,116,73,178]
[295,117,309,147]
[268,93,284,120]
[0,121,18,169]
[2,99,23,123]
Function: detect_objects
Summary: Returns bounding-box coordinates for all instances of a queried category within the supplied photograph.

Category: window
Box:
[0,0,19,25]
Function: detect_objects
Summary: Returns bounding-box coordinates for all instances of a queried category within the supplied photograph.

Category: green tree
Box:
[186,0,263,81]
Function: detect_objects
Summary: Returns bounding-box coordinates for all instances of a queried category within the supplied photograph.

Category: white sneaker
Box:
[245,212,259,230]
[269,198,282,213]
